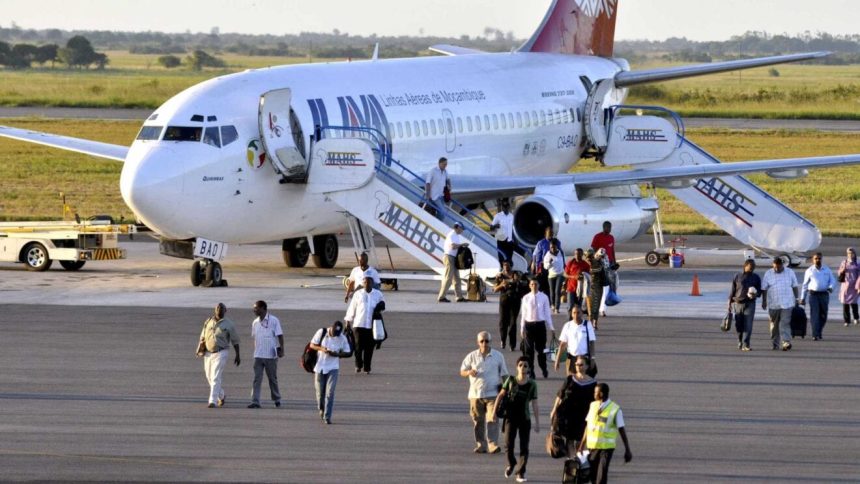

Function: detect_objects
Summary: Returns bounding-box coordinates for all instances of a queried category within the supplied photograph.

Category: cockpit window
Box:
[136,125,163,141]
[221,125,239,146]
[203,127,221,148]
[164,126,202,142]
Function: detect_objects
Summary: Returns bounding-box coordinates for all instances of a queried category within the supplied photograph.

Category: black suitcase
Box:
[563,458,590,484]
[791,305,807,338]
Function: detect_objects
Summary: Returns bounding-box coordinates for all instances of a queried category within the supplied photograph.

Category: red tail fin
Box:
[520,0,618,56]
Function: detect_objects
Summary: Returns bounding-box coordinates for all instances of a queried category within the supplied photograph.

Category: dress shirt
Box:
[312,329,349,375]
[559,320,596,356]
[251,313,283,359]
[444,229,465,257]
[802,264,835,300]
[460,348,509,399]
[519,291,554,332]
[426,166,449,200]
[761,269,798,309]
[590,232,616,264]
[348,265,381,287]
[345,288,385,329]
[491,212,514,242]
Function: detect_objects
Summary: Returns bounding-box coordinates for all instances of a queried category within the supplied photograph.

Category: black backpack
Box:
[300,328,327,373]
[456,246,474,270]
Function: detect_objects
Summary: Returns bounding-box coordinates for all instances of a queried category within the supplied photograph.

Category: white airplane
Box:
[2,0,859,286]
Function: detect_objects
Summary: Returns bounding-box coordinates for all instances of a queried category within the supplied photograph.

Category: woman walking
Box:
[586,249,608,329]
[837,247,860,326]
[491,356,539,483]
[550,355,596,457]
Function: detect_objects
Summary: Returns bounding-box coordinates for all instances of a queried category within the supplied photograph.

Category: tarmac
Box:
[1,236,860,482]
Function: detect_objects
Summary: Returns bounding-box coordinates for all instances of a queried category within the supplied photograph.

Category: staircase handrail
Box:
[608,104,686,143]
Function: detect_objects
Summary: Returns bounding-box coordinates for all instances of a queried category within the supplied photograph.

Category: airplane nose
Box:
[120,146,187,237]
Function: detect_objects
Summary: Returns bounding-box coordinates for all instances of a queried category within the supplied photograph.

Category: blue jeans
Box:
[733,301,755,347]
[315,370,339,421]
[548,276,563,311]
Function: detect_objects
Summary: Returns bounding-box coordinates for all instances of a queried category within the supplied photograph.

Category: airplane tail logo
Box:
[519,0,618,57]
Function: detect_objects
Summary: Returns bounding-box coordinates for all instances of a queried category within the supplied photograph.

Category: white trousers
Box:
[204,350,228,404]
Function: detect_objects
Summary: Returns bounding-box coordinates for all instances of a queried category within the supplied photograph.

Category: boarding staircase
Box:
[590,104,821,254]
[305,126,529,279]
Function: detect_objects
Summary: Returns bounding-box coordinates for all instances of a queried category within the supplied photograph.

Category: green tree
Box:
[0,41,11,66]
[157,54,181,68]
[34,44,59,67]
[9,43,39,68]
[58,35,107,69]
[185,50,225,70]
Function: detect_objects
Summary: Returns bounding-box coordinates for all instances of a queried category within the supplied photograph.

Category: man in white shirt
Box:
[247,300,284,408]
[520,278,555,379]
[801,252,836,340]
[761,257,800,351]
[345,276,385,374]
[490,200,515,268]
[460,331,509,454]
[424,156,450,220]
[438,222,468,303]
[344,252,381,303]
[554,305,596,374]
[309,321,351,424]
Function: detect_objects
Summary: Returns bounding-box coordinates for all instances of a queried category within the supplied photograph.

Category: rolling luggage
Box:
[791,305,807,338]
[563,457,591,484]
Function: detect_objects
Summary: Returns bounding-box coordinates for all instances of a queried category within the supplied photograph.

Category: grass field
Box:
[0,119,858,236]
[0,53,858,118]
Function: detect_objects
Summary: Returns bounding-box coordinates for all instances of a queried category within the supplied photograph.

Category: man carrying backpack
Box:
[309,321,351,424]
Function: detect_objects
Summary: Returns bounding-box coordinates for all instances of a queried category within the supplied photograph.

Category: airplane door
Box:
[442,109,456,153]
[259,88,308,182]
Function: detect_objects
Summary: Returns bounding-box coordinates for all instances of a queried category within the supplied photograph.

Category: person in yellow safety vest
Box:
[577,383,632,484]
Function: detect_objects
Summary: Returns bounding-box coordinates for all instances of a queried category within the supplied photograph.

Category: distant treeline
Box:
[0,25,858,64]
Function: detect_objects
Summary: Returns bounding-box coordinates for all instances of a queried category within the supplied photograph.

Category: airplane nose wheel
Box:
[191,259,228,287]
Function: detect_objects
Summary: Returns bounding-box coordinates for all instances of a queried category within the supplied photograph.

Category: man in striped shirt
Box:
[248,300,284,408]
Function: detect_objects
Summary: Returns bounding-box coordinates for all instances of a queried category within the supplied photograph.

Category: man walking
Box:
[532,227,563,296]
[761,257,800,351]
[196,303,240,408]
[577,383,632,484]
[520,277,555,379]
[728,259,761,351]
[345,275,385,374]
[564,248,591,315]
[801,252,836,340]
[248,300,283,408]
[490,200,515,267]
[309,321,351,424]
[460,331,509,454]
[554,305,596,375]
[438,222,468,303]
[591,221,617,317]
[424,156,450,220]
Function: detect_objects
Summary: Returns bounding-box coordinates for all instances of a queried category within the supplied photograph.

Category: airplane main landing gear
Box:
[191,259,228,287]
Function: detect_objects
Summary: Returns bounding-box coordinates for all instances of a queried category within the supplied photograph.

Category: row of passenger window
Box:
[387,107,581,140]
[136,125,239,148]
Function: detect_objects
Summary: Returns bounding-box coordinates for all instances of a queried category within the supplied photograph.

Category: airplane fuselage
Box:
[120,52,628,244]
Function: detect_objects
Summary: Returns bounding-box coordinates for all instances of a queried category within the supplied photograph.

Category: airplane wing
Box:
[614,52,829,87]
[428,44,486,56]
[0,125,128,162]
[450,152,860,200]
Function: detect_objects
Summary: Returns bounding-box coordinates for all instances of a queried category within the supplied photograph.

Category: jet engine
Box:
[512,185,658,253]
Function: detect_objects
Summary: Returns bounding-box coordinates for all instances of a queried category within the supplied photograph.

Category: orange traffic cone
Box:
[690,274,702,296]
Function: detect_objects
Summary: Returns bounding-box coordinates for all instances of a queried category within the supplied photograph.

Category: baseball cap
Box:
[453,222,463,228]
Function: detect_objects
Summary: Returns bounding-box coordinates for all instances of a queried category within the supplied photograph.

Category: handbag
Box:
[372,318,387,342]
[585,322,598,378]
[546,415,567,459]
[494,376,515,420]
[721,310,733,332]
[838,270,846,283]
[546,336,567,363]
[604,287,622,307]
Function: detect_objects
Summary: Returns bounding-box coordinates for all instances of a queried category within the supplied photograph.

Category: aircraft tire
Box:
[645,251,661,267]
[59,260,86,271]
[203,261,223,287]
[282,238,310,267]
[311,234,338,269]
[190,260,204,286]
[23,242,53,271]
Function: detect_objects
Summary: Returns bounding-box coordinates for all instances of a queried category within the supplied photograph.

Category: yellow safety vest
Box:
[585,400,620,450]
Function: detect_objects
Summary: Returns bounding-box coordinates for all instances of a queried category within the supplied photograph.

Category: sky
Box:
[1,0,857,41]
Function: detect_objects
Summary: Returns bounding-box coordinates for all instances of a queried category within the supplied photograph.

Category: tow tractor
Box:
[0,219,136,271]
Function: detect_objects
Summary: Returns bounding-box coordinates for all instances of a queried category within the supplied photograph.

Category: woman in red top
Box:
[563,248,591,316]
